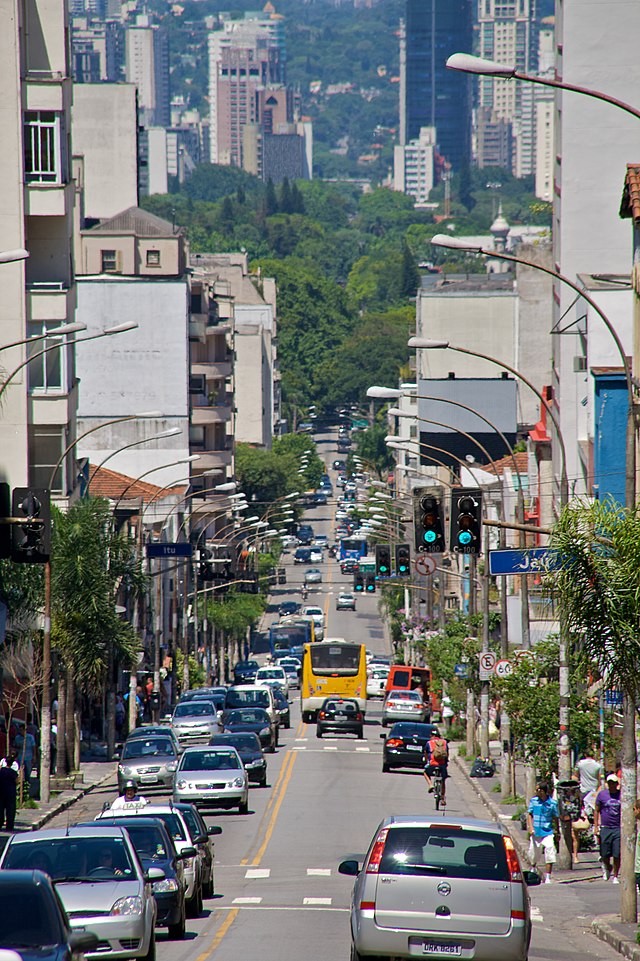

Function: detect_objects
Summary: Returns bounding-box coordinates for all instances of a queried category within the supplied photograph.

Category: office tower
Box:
[401,0,472,172]
[125,14,170,128]
[477,0,537,176]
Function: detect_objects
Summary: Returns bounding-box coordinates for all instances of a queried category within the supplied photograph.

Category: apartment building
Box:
[393,126,438,204]
[125,14,170,128]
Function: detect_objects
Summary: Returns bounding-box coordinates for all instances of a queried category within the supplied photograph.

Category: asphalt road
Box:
[44,436,622,961]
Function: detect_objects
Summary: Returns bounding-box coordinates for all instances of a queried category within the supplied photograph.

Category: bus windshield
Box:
[269,622,310,656]
[339,538,367,561]
[310,643,361,677]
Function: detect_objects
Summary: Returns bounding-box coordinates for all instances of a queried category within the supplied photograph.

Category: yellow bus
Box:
[300,639,368,722]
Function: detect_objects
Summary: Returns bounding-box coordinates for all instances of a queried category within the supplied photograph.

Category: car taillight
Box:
[386,738,403,748]
[356,713,363,721]
[365,827,389,874]
[319,711,326,719]
[503,835,523,882]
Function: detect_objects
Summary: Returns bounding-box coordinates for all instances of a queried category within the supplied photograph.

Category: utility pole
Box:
[479,526,490,758]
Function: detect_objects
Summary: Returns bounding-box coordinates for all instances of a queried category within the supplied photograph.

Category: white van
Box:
[224,684,279,729]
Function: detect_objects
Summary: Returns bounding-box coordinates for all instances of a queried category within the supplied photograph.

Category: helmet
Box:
[123,779,137,793]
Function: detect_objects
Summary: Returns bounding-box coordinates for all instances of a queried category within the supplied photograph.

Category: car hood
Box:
[177,770,243,784]
[226,722,264,734]
[172,717,217,726]
[58,879,142,914]
[122,754,177,767]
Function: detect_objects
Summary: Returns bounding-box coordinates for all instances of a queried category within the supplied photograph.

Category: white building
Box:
[393,127,437,204]
[125,14,170,128]
[534,17,554,202]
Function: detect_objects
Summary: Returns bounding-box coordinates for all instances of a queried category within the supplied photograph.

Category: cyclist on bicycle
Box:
[423,734,449,806]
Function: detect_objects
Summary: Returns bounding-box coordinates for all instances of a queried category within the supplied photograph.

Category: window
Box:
[146,249,161,267]
[101,250,119,273]
[24,111,63,184]
[28,425,64,492]
[27,322,64,392]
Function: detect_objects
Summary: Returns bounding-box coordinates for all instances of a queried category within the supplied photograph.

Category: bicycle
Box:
[432,769,445,811]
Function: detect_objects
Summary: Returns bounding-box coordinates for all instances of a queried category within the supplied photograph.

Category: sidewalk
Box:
[453,744,640,960]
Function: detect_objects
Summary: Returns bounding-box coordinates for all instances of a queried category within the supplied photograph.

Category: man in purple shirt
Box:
[594,773,622,882]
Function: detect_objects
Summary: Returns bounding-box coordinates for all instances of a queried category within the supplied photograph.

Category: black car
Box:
[310,492,327,505]
[210,732,267,786]
[272,687,291,729]
[296,526,314,546]
[380,721,441,772]
[180,686,227,703]
[78,817,189,938]
[332,459,346,470]
[278,601,301,618]
[316,697,364,739]
[340,558,359,575]
[172,803,221,898]
[0,870,98,961]
[233,660,259,685]
[222,707,277,753]
[294,546,313,563]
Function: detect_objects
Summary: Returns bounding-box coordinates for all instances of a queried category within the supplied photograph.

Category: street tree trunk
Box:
[56,671,68,777]
[620,695,637,922]
[65,671,75,774]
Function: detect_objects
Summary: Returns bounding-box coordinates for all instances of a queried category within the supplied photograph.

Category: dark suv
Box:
[233,660,259,685]
[296,525,314,545]
[316,697,364,739]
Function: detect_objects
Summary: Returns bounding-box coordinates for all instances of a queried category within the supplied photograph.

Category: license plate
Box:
[423,944,461,956]
[335,713,346,718]
[407,744,422,751]
[140,775,159,784]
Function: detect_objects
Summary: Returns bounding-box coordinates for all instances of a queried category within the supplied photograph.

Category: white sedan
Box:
[255,666,290,699]
[366,669,389,698]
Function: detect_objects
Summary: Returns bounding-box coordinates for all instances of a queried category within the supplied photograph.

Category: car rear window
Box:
[226,690,270,709]
[378,827,509,882]
[325,700,357,713]
[0,886,63,947]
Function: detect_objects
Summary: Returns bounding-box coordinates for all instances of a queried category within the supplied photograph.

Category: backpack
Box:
[430,737,448,763]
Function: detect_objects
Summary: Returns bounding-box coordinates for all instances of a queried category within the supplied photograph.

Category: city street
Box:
[41,444,623,961]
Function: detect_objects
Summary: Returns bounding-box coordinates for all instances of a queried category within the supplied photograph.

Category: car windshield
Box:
[119,824,168,860]
[236,662,258,671]
[226,708,269,724]
[180,751,241,772]
[213,734,260,751]
[174,702,215,718]
[3,837,135,882]
[257,670,284,680]
[225,690,269,709]
[378,827,510,882]
[122,739,176,759]
[0,886,63,947]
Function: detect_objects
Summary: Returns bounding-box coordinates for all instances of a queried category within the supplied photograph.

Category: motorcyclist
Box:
[109,778,148,810]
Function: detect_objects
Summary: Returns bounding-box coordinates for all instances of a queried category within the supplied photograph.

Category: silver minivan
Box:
[339,815,540,961]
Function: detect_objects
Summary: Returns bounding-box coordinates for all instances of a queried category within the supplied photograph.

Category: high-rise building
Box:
[477,0,537,177]
[393,126,438,204]
[125,14,170,128]
[400,0,472,172]
[534,17,554,201]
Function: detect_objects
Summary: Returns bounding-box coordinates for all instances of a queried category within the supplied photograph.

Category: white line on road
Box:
[324,746,338,751]
[303,897,332,905]
[355,746,370,752]
[307,868,331,876]
[245,868,271,879]
[295,738,308,742]
[233,897,263,904]
[292,746,307,751]
[531,907,544,923]
[214,905,349,912]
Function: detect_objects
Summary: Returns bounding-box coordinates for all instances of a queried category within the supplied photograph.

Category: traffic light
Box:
[0,483,10,560]
[395,543,411,576]
[375,544,392,578]
[198,547,214,580]
[353,572,365,593]
[413,488,445,553]
[365,574,376,593]
[11,488,51,563]
[450,489,483,555]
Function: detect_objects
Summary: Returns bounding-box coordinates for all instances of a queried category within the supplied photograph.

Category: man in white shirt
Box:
[109,780,148,811]
[575,750,603,800]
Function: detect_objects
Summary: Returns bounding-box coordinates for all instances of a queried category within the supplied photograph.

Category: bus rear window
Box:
[310,645,360,675]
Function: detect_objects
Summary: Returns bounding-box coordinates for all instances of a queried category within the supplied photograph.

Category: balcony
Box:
[191,360,233,381]
[191,401,233,425]
[25,180,74,218]
[191,448,233,472]
[27,283,75,322]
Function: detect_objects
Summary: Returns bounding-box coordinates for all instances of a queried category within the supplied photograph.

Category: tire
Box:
[186,887,200,919]
[316,730,323,739]
[285,717,291,729]
[238,799,249,815]
[167,908,186,940]
[203,868,214,899]
[269,741,276,754]
[139,932,156,961]
[357,729,364,740]
[259,775,268,788]
[381,719,387,728]
[382,762,390,773]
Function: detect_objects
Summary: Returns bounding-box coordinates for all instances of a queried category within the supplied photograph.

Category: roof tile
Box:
[88,464,187,502]
[620,164,640,221]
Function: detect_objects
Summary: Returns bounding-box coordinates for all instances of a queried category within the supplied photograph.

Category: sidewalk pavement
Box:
[453,743,640,960]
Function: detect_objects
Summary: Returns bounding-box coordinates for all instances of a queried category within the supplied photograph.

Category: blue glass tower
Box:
[404,0,472,171]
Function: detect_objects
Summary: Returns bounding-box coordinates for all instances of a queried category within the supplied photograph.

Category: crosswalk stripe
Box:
[307,868,331,876]
[303,897,332,905]
[324,746,338,751]
[245,868,270,878]
[233,897,263,904]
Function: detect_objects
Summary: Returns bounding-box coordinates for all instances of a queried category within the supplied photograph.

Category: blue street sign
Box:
[604,689,623,706]
[146,543,193,559]
[489,548,560,576]
[454,663,469,678]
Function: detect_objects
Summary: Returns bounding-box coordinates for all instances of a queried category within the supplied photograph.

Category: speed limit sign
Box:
[478,652,496,679]
[495,659,514,679]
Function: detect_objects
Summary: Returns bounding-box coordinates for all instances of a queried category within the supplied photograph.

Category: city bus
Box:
[300,639,368,721]
[269,618,314,658]
[338,536,368,562]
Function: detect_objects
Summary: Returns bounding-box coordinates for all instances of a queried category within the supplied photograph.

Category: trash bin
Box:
[556,780,581,820]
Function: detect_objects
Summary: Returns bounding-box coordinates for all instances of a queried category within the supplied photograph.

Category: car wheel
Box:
[259,774,268,787]
[186,888,200,919]
[269,741,277,754]
[139,932,156,961]
[167,907,186,940]
[238,798,249,814]
[381,719,387,728]
[357,729,364,740]
[202,866,214,899]
[382,762,391,773]
[316,729,323,738]
[285,716,291,729]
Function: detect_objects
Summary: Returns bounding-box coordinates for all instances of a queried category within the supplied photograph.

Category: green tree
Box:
[399,241,420,299]
[280,177,293,214]
[235,444,299,507]
[264,180,278,217]
[354,424,395,479]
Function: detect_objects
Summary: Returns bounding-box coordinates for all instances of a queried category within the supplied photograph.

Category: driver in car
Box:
[94,847,123,876]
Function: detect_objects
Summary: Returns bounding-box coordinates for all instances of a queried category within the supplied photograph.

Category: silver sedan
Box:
[171,700,219,746]
[117,736,179,792]
[173,745,248,814]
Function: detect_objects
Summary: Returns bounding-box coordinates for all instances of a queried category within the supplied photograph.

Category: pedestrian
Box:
[594,773,622,882]
[0,752,20,831]
[14,725,37,782]
[527,781,559,883]
[574,748,603,801]
[115,694,125,740]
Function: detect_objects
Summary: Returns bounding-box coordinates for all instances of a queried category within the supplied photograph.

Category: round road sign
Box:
[415,554,437,576]
[495,659,514,679]
[479,652,497,673]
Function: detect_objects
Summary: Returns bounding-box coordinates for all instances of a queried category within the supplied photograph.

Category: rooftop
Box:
[85,207,184,238]
[88,464,187,502]
[619,164,640,222]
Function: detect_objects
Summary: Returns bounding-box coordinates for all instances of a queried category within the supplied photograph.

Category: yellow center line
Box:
[195,908,239,961]
[240,747,293,866]
[252,748,297,865]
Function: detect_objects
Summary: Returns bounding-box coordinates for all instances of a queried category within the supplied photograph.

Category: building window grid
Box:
[24,111,62,184]
[26,321,66,393]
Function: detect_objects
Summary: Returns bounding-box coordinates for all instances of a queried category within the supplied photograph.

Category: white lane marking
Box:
[355,746,370,752]
[531,907,544,923]
[303,897,332,905]
[307,868,331,876]
[215,905,349,912]
[245,868,270,879]
[324,746,338,751]
[233,897,263,904]
[295,738,308,742]
[293,745,307,751]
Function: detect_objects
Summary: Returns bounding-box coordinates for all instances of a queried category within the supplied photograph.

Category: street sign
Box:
[488,548,560,576]
[415,554,437,576]
[146,543,193,558]
[454,663,469,678]
[495,659,514,679]
[604,689,623,706]
[359,561,375,574]
[478,651,497,680]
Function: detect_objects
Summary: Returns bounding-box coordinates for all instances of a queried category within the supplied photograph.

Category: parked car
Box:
[233,660,259,685]
[173,745,248,814]
[210,732,267,787]
[272,687,291,729]
[294,547,312,564]
[117,736,179,794]
[171,701,219,746]
[0,869,98,961]
[222,707,277,753]
[336,592,356,611]
[382,690,429,727]
[316,697,364,739]
[95,803,205,919]
[304,568,322,585]
[84,817,187,940]
[339,815,540,961]
[0,826,158,960]
[255,666,290,699]
[381,722,441,772]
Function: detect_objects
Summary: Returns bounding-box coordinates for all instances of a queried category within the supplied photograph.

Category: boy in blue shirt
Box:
[527,782,559,883]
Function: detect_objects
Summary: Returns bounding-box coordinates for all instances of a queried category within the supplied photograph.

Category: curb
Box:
[592,918,640,961]
[18,768,115,832]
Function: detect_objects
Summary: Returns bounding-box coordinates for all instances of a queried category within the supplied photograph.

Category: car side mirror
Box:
[523,870,541,886]
[338,859,360,876]
[179,846,198,859]
[208,826,223,836]
[380,732,386,739]
[69,931,99,953]
[146,867,165,881]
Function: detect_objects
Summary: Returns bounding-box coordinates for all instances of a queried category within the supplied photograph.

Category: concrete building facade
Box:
[125,14,170,128]
[393,126,437,204]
